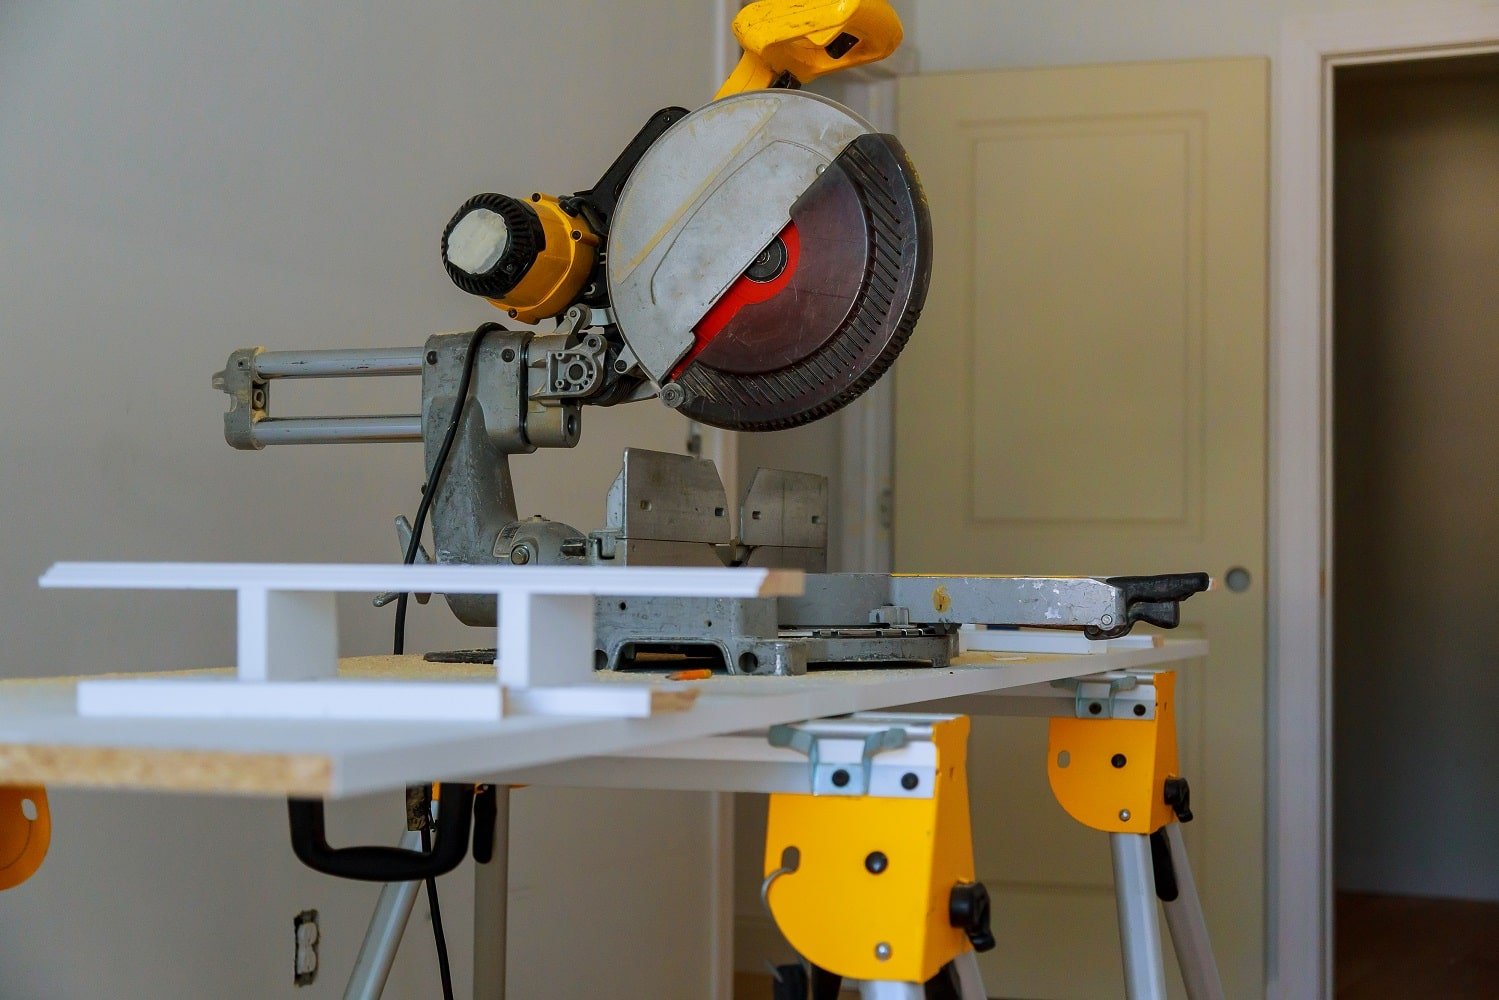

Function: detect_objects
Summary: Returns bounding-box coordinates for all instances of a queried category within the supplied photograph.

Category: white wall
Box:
[912,0,1412,70]
[0,2,720,996]
[1331,56,1499,901]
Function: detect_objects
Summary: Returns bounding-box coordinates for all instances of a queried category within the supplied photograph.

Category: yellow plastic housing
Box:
[488,194,599,324]
[0,785,50,891]
[716,0,904,98]
[763,716,976,984]
[1048,671,1181,834]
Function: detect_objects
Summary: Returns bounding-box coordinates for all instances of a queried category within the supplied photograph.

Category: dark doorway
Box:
[1332,53,1499,998]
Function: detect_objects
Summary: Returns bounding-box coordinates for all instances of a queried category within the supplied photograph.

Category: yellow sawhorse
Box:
[0,785,49,892]
[761,671,1224,1000]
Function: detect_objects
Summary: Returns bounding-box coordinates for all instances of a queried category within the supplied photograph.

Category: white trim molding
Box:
[1270,5,1499,997]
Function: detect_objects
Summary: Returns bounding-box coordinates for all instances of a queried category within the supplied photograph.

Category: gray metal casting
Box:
[739,467,828,572]
[420,330,589,625]
[780,574,1167,639]
[214,338,1203,665]
[594,448,731,566]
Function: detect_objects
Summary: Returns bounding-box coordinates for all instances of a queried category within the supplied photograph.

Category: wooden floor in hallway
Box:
[1337,891,1499,998]
[737,892,1499,999]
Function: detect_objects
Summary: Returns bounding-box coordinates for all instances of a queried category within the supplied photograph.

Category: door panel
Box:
[896,60,1266,997]
[970,120,1201,524]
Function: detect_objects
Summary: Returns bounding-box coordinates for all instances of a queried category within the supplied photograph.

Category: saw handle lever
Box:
[287,784,476,882]
[1095,572,1212,636]
[715,0,904,98]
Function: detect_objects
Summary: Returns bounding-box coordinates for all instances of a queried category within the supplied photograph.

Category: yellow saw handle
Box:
[0,785,50,891]
[716,0,904,99]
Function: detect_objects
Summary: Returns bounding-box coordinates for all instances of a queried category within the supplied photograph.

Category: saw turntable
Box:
[212,0,1206,674]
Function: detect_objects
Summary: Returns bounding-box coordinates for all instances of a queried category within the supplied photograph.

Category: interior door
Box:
[895,60,1267,998]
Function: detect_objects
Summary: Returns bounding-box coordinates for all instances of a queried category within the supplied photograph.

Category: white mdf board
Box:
[0,640,1206,799]
[40,561,803,698]
[959,626,1160,655]
[38,561,802,597]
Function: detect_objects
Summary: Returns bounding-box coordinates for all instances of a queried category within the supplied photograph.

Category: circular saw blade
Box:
[672,131,932,431]
[684,168,866,377]
[606,90,931,432]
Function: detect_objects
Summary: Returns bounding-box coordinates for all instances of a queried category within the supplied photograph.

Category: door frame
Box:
[1270,4,1499,997]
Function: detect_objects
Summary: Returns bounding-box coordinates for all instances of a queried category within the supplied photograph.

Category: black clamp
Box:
[1150,776,1196,902]
[948,881,996,952]
[289,784,484,883]
[1164,775,1193,823]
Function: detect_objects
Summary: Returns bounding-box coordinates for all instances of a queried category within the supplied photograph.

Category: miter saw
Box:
[213,0,1208,676]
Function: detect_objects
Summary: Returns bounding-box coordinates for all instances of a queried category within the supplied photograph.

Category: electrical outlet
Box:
[293,910,319,986]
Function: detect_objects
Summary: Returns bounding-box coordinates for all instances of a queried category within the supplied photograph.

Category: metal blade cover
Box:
[606,90,932,431]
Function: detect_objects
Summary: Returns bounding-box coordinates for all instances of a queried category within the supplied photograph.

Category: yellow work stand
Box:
[760,670,1224,1000]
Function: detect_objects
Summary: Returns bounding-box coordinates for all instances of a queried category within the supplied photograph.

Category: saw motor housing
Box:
[441,192,601,325]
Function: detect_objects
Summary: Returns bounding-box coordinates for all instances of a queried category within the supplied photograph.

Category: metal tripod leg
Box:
[855,950,988,1000]
[342,787,509,1000]
[950,949,987,999]
[1158,823,1224,1000]
[1111,832,1168,1000]
[858,982,923,1000]
[473,786,511,999]
[344,831,425,1000]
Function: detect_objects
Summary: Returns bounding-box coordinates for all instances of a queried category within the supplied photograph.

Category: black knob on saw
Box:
[442,193,546,299]
[948,881,996,952]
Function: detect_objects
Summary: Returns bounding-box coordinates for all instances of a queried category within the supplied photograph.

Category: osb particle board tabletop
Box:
[0,641,1206,798]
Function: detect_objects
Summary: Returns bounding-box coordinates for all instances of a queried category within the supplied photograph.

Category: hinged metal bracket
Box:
[1048,671,1179,835]
[1053,670,1159,721]
[765,715,954,797]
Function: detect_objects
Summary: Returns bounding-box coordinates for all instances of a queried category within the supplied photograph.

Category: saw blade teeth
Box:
[810,355,839,385]
[826,330,857,368]
[784,365,813,397]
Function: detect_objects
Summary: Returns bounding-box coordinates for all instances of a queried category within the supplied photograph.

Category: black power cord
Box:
[393,323,496,1000]
[393,322,499,654]
[421,824,457,999]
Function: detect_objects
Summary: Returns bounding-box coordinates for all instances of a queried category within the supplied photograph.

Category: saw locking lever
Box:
[715,0,906,97]
[372,515,431,609]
